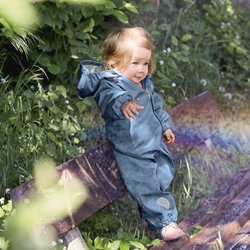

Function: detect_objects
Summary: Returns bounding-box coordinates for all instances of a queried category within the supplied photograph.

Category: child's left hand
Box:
[163,129,175,144]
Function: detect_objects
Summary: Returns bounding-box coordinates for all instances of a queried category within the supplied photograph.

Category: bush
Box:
[149,0,250,107]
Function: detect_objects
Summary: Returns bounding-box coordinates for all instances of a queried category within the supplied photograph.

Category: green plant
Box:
[0,68,86,194]
[202,0,250,88]
[0,199,12,250]
[82,228,162,250]
[78,193,162,249]
[149,0,250,106]
[27,0,138,89]
[0,0,39,37]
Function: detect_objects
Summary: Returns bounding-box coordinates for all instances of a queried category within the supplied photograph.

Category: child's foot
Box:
[161,222,187,241]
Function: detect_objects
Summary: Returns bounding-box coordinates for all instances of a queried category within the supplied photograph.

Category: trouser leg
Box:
[113,150,178,229]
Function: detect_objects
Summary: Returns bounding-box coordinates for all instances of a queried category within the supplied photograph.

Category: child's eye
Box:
[144,62,149,66]
[132,62,139,65]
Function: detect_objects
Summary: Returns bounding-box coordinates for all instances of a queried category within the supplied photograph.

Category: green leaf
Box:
[168,58,178,69]
[149,239,162,246]
[181,44,190,51]
[50,106,60,114]
[58,10,69,22]
[49,123,60,131]
[158,23,169,31]
[123,2,138,14]
[157,71,168,80]
[172,53,189,62]
[43,15,55,27]
[2,201,13,214]
[171,36,178,46]
[64,28,73,38]
[167,96,176,105]
[62,121,79,135]
[0,207,5,218]
[83,18,95,33]
[0,18,11,29]
[48,132,57,143]
[73,137,80,144]
[48,92,59,101]
[13,27,26,36]
[107,240,120,250]
[0,236,9,250]
[119,241,130,250]
[101,1,116,9]
[94,237,109,249]
[129,241,146,249]
[23,90,34,99]
[113,10,128,23]
[38,56,51,67]
[46,143,57,156]
[48,64,60,75]
[56,85,67,98]
[181,34,192,42]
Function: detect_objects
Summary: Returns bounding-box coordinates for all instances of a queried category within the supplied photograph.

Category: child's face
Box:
[119,46,151,86]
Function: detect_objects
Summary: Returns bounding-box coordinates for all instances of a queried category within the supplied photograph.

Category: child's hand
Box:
[163,129,175,144]
[122,98,144,120]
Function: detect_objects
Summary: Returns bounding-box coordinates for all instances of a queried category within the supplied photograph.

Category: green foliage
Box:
[79,194,162,249]
[28,0,138,86]
[0,200,12,250]
[0,0,39,36]
[0,69,85,192]
[83,228,162,250]
[150,0,250,106]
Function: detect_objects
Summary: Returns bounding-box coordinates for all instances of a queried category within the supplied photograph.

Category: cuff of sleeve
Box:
[113,94,133,118]
[162,122,172,134]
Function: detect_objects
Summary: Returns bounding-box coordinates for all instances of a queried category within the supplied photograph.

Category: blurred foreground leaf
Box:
[5,158,87,250]
[0,0,39,32]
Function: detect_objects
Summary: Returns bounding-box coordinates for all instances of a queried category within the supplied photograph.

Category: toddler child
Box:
[77,26,186,241]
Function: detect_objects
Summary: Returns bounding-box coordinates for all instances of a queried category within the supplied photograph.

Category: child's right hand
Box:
[121,98,144,120]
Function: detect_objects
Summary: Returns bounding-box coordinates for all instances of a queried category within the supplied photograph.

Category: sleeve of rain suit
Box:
[93,79,133,120]
[77,62,102,98]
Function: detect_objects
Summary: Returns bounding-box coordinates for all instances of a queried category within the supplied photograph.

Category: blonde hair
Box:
[102,27,156,73]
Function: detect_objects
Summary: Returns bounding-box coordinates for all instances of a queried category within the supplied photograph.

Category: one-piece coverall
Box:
[77,60,178,229]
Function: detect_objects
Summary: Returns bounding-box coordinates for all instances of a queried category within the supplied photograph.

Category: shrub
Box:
[149,0,250,106]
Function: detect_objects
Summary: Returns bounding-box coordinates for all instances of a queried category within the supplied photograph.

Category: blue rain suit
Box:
[77,60,178,228]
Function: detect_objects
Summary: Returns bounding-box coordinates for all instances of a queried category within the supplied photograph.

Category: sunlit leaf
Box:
[149,238,162,246]
[56,85,67,98]
[34,158,57,193]
[113,10,128,23]
[181,34,192,42]
[0,0,39,29]
[124,2,138,14]
[38,56,51,67]
[48,64,60,75]
[0,17,11,29]
[129,241,147,249]
[171,36,178,46]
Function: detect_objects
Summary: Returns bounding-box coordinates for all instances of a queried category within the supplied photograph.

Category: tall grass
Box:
[0,66,85,195]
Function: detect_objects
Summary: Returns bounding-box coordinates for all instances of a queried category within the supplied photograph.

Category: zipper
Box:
[149,93,163,127]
